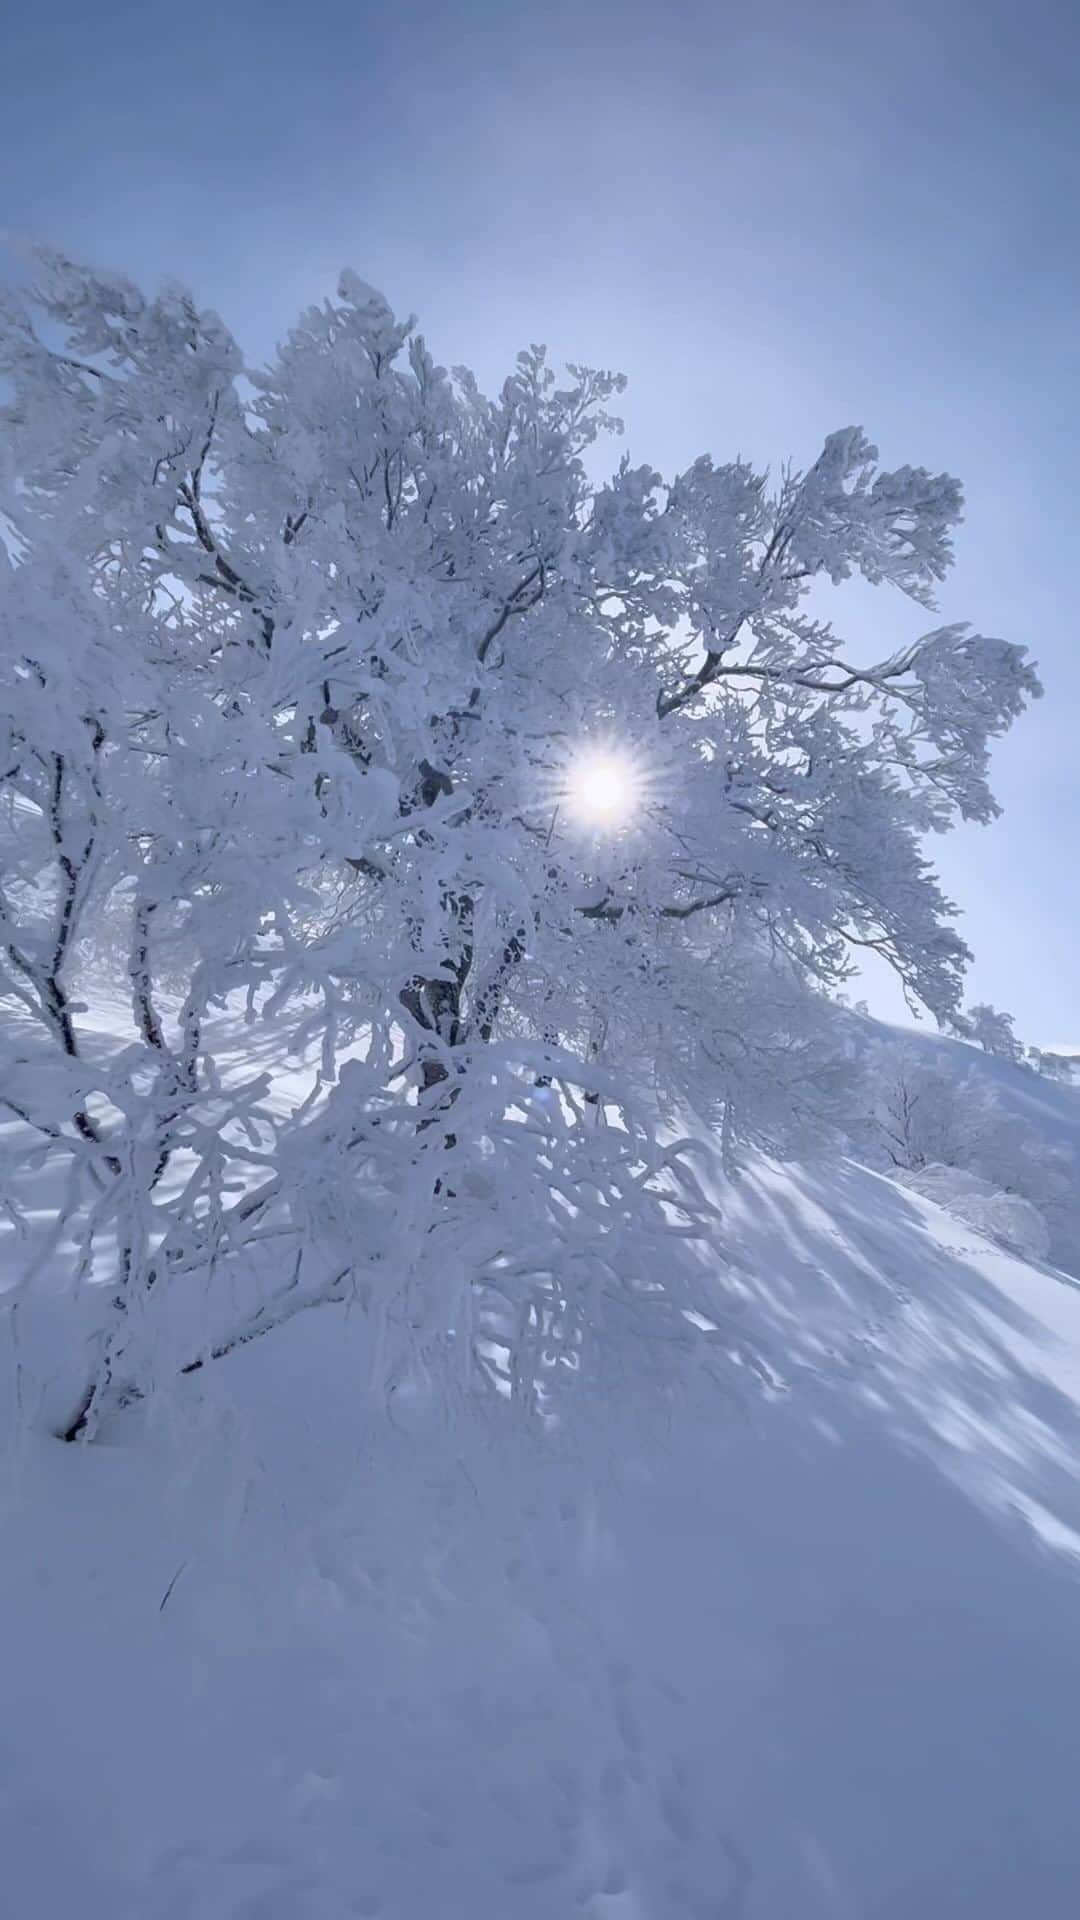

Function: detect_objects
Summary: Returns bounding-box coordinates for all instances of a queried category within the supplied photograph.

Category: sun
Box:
[561,743,645,832]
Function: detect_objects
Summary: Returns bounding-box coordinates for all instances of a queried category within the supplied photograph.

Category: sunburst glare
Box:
[559,740,652,833]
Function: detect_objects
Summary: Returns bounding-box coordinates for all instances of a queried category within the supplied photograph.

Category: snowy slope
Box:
[867,1013,1080,1164]
[5,1044,1080,1915]
[839,1010,1080,1277]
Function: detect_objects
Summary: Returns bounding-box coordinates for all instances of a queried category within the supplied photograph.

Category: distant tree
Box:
[963,1002,1025,1065]
[864,1044,1075,1258]
[1028,1047,1075,1082]
[869,1049,973,1172]
[0,250,1041,1434]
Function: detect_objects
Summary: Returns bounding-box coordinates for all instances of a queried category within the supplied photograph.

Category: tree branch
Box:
[477,562,545,664]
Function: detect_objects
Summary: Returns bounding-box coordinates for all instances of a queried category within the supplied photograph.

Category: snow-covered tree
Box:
[868,1050,968,1173]
[0,251,1041,1434]
[962,1001,1025,1064]
[1028,1047,1075,1082]
[860,1043,1076,1262]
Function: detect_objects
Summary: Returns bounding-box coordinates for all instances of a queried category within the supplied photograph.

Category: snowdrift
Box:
[5,1138,1080,1918]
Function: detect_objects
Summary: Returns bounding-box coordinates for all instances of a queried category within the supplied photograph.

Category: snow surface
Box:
[5,1030,1080,1917]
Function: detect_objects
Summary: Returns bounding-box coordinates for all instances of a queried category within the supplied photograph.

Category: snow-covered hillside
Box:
[866,1014,1080,1166]
[840,1011,1080,1277]
[5,1016,1080,1918]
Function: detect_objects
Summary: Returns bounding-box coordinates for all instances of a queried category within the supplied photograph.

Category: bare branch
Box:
[477,562,545,664]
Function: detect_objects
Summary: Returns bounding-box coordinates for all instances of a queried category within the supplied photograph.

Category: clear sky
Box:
[2,0,1076,1041]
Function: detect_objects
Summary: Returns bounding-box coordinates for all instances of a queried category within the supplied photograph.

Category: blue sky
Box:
[2,0,1076,1040]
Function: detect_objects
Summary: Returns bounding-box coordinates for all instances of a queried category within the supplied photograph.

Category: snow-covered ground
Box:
[4,1020,1080,1917]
